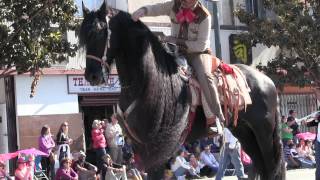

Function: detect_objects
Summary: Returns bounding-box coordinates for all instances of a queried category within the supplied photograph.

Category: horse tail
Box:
[272,95,286,180]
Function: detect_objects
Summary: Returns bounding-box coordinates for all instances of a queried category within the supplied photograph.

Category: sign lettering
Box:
[67,75,121,94]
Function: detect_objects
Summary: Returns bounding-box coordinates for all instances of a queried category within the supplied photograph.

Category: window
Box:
[245,0,265,18]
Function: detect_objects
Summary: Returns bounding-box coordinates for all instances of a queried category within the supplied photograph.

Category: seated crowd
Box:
[3,114,256,180]
[10,115,146,180]
[281,110,317,170]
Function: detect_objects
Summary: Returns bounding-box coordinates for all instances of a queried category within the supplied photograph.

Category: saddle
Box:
[175,55,252,127]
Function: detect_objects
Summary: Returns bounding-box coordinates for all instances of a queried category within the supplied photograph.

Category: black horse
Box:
[79,3,285,180]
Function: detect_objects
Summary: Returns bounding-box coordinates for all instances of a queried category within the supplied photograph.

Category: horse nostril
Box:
[91,74,97,81]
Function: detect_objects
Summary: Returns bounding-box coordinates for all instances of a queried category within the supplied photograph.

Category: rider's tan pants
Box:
[186,53,225,122]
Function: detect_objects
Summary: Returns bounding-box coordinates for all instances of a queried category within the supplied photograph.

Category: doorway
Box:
[81,105,114,149]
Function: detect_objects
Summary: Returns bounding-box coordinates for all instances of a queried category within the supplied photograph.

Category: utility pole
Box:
[211,0,221,59]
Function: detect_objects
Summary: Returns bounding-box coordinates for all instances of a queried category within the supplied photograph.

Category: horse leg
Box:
[231,120,265,180]
[146,164,166,180]
[245,114,284,180]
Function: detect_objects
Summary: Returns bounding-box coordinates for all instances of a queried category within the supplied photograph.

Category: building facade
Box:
[0,0,318,172]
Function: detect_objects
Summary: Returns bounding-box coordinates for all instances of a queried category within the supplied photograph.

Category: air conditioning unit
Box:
[0,104,9,155]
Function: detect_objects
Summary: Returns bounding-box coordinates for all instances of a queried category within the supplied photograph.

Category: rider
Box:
[132,0,225,132]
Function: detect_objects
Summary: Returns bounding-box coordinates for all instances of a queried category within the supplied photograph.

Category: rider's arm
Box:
[144,0,174,17]
[184,16,211,53]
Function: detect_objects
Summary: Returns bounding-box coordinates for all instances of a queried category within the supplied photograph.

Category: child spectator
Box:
[38,125,55,176]
[15,157,33,180]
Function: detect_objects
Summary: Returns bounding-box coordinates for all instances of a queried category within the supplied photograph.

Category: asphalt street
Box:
[201,168,315,180]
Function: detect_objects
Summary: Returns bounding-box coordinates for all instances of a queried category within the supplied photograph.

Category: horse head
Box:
[79,1,109,86]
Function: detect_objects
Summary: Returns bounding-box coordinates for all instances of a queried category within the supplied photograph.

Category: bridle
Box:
[85,7,144,146]
[86,16,111,84]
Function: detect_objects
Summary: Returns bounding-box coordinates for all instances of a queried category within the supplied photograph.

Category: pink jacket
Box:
[91,128,107,149]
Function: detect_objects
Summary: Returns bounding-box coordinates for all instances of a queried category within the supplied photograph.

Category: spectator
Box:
[283,139,300,169]
[15,157,33,180]
[38,125,55,176]
[105,114,124,164]
[102,154,127,180]
[124,153,143,180]
[304,111,320,178]
[26,155,35,178]
[280,115,293,145]
[55,158,78,180]
[91,119,107,180]
[296,139,315,168]
[287,110,300,142]
[305,140,316,162]
[0,160,10,180]
[199,145,219,177]
[72,151,97,180]
[215,128,247,180]
[200,137,214,151]
[171,149,198,179]
[122,137,134,162]
[56,122,73,162]
[189,154,205,178]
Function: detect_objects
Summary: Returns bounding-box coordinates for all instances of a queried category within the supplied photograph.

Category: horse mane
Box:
[108,11,190,169]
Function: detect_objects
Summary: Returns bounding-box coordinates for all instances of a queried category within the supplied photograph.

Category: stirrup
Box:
[209,126,222,135]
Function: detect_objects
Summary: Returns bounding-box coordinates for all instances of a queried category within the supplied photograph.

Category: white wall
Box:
[15,75,79,116]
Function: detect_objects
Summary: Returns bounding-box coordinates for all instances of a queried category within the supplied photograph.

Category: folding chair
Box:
[33,155,49,180]
[34,170,49,180]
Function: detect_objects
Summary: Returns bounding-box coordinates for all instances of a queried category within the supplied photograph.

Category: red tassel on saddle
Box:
[219,63,236,77]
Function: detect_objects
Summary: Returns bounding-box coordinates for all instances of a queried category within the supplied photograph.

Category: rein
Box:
[116,100,144,145]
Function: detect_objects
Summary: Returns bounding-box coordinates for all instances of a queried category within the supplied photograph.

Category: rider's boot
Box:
[207,117,223,135]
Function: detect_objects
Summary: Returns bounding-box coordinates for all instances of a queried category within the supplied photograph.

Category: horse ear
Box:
[98,1,108,18]
[82,1,90,17]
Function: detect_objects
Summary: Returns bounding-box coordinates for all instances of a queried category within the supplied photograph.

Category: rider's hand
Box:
[132,7,146,21]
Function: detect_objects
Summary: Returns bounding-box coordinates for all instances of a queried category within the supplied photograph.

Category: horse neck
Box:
[115,40,172,108]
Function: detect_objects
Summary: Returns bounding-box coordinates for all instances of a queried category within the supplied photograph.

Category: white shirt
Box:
[224,128,238,149]
[171,156,191,172]
[105,122,123,147]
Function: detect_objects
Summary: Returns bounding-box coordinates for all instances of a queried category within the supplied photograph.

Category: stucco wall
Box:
[15,75,79,116]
